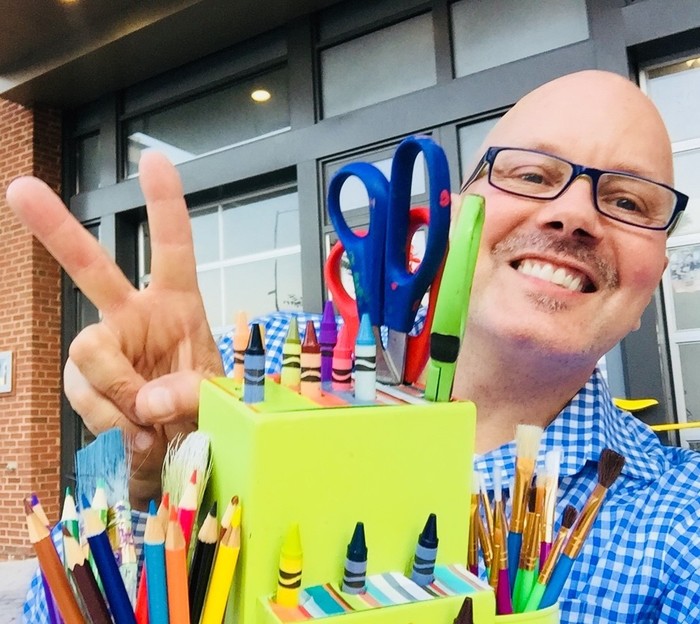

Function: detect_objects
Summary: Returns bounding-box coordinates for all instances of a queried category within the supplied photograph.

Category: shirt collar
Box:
[475,369,664,488]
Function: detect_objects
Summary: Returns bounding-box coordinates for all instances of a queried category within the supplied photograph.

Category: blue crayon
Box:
[354,314,376,402]
[243,323,265,403]
[319,301,338,391]
[410,513,439,586]
[342,522,368,594]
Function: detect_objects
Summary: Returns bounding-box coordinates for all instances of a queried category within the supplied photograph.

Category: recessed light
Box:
[251,89,271,102]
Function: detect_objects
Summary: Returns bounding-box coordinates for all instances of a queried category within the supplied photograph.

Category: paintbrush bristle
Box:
[472,470,481,495]
[545,448,561,479]
[453,595,474,624]
[493,468,503,503]
[528,487,537,512]
[562,504,577,529]
[598,448,625,489]
[515,424,544,460]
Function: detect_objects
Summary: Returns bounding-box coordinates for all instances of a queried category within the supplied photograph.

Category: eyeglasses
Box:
[461,146,688,231]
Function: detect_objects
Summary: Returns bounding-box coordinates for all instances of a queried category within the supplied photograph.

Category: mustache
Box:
[492,231,619,290]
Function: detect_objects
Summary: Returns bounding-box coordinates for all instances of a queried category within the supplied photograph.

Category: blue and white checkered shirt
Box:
[475,369,700,623]
[25,314,700,623]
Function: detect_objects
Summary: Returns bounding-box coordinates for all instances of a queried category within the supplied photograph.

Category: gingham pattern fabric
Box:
[218,309,428,376]
[475,369,700,623]
[23,510,147,623]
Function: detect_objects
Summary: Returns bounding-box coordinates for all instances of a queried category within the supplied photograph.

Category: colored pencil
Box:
[63,527,112,623]
[30,493,62,624]
[177,470,198,552]
[189,502,218,624]
[166,506,190,623]
[25,502,86,624]
[201,524,241,624]
[144,501,169,624]
[82,502,137,624]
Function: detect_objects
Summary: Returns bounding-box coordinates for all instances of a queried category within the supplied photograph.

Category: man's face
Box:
[462,72,672,364]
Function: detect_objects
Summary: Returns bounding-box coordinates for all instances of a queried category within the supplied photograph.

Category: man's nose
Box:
[534,176,605,241]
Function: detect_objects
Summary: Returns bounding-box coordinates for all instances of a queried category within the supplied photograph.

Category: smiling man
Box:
[8,70,700,623]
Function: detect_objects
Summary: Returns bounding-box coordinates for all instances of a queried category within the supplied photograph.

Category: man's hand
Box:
[6,152,224,510]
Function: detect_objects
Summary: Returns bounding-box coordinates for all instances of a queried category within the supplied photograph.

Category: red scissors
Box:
[324,205,445,385]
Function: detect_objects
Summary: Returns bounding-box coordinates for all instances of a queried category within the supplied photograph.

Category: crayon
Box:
[410,513,438,586]
[280,316,301,392]
[276,523,303,607]
[354,314,376,402]
[319,301,338,391]
[332,324,353,392]
[341,522,367,594]
[243,323,265,404]
[300,321,322,399]
[233,312,249,382]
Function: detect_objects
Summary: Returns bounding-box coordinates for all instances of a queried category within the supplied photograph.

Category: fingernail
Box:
[134,431,153,452]
[146,387,175,418]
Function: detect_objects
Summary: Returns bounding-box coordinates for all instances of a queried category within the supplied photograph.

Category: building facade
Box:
[0,0,699,556]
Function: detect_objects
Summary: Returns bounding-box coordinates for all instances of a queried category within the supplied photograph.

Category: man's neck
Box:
[451,330,596,454]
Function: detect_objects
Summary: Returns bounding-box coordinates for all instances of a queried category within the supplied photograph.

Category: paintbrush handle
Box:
[523,580,546,613]
[507,531,521,592]
[539,553,574,609]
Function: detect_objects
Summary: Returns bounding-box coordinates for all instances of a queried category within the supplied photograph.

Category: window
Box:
[451,0,589,77]
[75,132,101,193]
[124,66,291,177]
[139,185,301,336]
[642,55,700,447]
[320,14,436,118]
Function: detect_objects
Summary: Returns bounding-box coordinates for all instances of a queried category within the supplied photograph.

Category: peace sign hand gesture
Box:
[6,152,224,510]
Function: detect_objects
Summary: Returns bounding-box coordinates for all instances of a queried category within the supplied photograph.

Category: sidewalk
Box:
[0,558,34,623]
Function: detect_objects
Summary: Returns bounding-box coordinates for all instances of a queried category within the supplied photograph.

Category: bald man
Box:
[9,70,700,622]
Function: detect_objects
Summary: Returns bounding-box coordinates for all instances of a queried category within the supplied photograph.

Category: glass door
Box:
[642,56,700,447]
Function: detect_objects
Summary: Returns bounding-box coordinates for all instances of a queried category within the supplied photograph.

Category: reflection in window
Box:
[321,14,436,118]
[458,117,501,179]
[668,244,700,332]
[451,0,589,77]
[124,66,290,177]
[138,186,301,335]
[679,343,700,423]
[75,132,101,193]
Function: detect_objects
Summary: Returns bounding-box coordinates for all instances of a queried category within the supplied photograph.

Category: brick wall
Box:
[0,98,62,559]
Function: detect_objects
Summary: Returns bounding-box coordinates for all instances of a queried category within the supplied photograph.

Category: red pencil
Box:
[177,470,198,552]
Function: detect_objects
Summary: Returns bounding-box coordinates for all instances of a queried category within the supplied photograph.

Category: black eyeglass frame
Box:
[460,146,689,232]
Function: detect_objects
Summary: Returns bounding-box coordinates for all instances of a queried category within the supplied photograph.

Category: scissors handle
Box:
[324,237,362,346]
[327,162,390,327]
[383,136,451,333]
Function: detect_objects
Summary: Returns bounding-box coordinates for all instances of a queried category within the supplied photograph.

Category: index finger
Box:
[6,177,134,312]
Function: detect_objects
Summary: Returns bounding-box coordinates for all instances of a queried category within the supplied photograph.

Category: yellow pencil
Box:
[200,524,241,624]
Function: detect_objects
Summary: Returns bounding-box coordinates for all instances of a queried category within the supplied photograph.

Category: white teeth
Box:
[516,260,585,292]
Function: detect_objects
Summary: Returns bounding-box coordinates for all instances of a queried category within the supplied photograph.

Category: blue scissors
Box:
[327,135,451,384]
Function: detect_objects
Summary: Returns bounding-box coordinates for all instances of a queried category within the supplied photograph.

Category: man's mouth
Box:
[511,259,597,293]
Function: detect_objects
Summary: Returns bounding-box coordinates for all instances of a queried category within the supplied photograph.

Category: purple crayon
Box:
[319,301,338,391]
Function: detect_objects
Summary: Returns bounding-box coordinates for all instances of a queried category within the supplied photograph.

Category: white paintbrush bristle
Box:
[515,424,544,460]
[545,448,562,479]
[493,468,503,502]
[472,470,481,494]
[161,431,212,508]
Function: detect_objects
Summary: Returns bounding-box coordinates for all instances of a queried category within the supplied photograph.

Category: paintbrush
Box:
[507,424,543,591]
[523,504,577,612]
[540,449,561,569]
[538,449,625,609]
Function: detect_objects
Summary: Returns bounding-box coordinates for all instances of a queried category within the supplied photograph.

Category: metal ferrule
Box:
[537,526,569,584]
[563,484,606,559]
[519,512,540,572]
[510,460,535,533]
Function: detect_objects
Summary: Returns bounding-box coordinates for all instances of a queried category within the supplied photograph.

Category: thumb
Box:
[134,370,205,425]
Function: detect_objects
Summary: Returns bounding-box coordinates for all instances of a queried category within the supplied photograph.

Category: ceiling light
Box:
[251,89,271,103]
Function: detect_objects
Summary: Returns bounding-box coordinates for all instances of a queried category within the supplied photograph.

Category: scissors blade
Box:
[373,328,407,385]
[372,327,403,385]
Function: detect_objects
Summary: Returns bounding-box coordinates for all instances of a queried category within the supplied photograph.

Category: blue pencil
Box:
[81,501,137,624]
[144,500,169,624]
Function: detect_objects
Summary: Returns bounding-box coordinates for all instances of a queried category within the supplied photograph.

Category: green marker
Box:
[424,194,484,402]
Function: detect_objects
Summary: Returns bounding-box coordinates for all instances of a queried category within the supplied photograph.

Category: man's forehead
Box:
[483,73,674,183]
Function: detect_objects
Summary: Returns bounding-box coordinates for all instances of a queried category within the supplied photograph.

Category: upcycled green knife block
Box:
[199,377,558,624]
